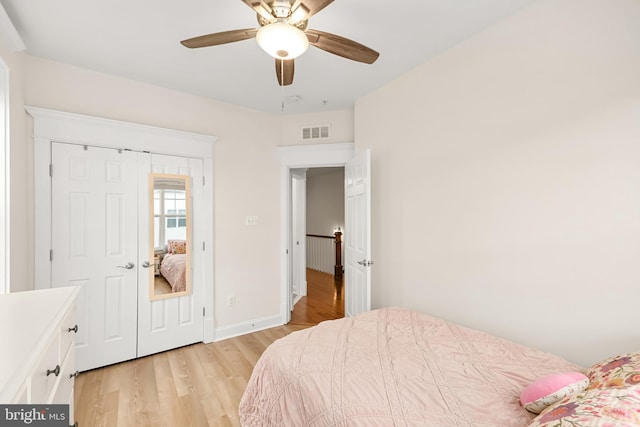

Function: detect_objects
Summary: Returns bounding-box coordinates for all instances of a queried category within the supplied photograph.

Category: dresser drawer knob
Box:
[70,370,79,379]
[68,324,78,333]
[46,364,61,377]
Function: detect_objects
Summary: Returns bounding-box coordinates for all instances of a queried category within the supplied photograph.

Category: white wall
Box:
[1,43,354,334]
[355,0,640,367]
[20,56,285,329]
[306,168,344,236]
[0,38,29,293]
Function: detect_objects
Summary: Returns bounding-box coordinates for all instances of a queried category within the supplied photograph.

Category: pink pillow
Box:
[520,372,589,414]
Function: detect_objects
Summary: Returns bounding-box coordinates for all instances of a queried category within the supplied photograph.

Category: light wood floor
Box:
[74,325,309,426]
[74,268,343,426]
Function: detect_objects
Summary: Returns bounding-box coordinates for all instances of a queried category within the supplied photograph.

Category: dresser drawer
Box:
[51,345,75,405]
[11,384,28,404]
[30,333,61,403]
[0,287,79,408]
[60,306,77,361]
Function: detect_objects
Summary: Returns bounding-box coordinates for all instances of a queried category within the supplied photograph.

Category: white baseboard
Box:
[213,314,283,342]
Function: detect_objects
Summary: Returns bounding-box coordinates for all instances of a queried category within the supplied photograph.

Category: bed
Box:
[239,307,640,426]
[159,252,187,292]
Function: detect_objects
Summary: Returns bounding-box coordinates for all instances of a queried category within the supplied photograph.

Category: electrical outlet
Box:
[227,295,236,307]
[245,215,259,226]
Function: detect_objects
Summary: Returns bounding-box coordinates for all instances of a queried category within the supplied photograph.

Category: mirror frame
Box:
[149,173,192,300]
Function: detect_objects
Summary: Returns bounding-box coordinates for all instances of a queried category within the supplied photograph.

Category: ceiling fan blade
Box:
[293,0,335,20]
[240,0,274,21]
[275,58,295,86]
[180,28,258,48]
[305,29,379,64]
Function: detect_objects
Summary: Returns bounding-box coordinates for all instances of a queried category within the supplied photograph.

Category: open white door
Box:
[291,169,307,301]
[51,143,139,371]
[344,149,372,317]
[137,154,205,357]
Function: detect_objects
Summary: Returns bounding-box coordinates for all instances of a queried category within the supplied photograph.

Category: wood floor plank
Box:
[100,390,119,427]
[153,353,186,427]
[231,333,268,366]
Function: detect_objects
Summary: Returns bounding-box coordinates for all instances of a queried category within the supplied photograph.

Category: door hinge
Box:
[202,307,205,317]
[49,164,53,177]
[49,249,53,261]
[202,176,205,186]
[202,241,205,251]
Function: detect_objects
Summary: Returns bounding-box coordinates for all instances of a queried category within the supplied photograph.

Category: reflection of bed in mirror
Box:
[153,239,188,294]
[159,252,187,292]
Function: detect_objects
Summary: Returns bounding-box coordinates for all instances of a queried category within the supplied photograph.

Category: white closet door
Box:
[137,154,205,357]
[51,143,139,371]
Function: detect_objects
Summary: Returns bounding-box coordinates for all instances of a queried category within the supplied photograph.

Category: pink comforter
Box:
[240,307,582,426]
[159,253,186,292]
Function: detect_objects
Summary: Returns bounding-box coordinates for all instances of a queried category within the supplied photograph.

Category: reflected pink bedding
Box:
[239,307,581,426]
[159,253,186,292]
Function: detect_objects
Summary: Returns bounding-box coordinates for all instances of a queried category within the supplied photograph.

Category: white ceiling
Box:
[1,0,535,115]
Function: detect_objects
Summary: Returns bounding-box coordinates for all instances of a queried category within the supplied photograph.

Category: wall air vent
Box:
[302,125,330,141]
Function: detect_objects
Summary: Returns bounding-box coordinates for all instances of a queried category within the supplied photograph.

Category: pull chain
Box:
[280,59,285,113]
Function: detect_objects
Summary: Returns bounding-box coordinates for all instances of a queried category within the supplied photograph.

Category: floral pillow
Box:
[528,351,640,427]
[586,352,640,389]
[528,386,640,426]
[168,239,187,254]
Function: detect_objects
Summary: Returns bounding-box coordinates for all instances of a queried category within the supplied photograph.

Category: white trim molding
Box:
[0,58,8,294]
[214,314,283,342]
[28,106,217,342]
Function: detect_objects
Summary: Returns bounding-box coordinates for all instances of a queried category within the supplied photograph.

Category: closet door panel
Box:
[137,154,205,357]
[52,143,139,372]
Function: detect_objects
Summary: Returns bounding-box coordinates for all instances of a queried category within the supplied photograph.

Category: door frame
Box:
[276,142,354,324]
[0,58,8,294]
[28,107,217,342]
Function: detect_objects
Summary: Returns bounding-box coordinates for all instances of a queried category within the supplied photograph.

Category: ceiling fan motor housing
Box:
[271,1,292,19]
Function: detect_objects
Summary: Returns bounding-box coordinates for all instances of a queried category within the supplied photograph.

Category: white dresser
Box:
[0,286,80,425]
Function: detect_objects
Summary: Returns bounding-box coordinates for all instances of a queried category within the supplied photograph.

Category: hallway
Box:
[289,268,344,326]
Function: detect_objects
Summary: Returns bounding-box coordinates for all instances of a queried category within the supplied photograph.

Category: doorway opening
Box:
[289,167,345,326]
[276,142,354,325]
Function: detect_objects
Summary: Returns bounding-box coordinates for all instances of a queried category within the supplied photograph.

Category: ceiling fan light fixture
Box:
[256,22,309,60]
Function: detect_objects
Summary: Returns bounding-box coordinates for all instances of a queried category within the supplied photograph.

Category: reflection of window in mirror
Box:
[154,188,187,251]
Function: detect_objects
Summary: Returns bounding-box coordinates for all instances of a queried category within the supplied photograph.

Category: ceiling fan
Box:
[180,0,380,86]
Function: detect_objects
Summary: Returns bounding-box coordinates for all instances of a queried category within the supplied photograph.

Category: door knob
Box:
[142,260,158,268]
[357,259,374,267]
[116,262,135,269]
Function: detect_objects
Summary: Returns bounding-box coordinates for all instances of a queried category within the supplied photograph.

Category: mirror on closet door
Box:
[148,173,191,300]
